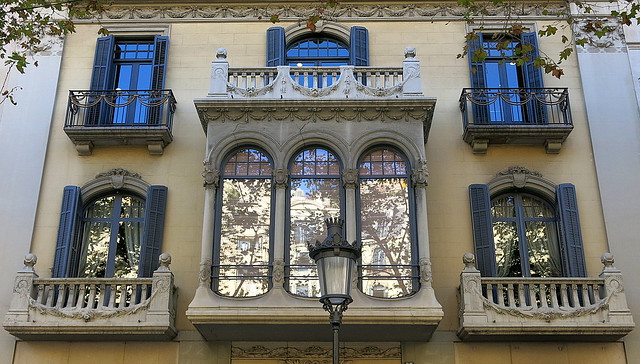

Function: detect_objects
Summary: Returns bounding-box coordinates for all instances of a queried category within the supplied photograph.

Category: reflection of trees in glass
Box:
[288,147,341,297]
[216,148,272,297]
[80,195,144,278]
[359,148,414,298]
[492,193,561,277]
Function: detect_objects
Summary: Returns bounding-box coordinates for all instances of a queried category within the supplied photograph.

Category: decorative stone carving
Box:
[231,345,401,359]
[22,254,37,272]
[404,46,416,60]
[496,166,541,188]
[157,253,172,272]
[272,258,285,284]
[216,47,227,60]
[83,3,565,21]
[202,161,220,188]
[274,169,289,189]
[601,252,615,270]
[342,169,358,188]
[411,159,429,188]
[95,168,141,190]
[199,258,212,286]
[462,252,477,272]
[573,19,626,53]
[419,257,432,286]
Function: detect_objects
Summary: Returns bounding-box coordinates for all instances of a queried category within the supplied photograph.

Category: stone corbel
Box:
[342,169,358,189]
[274,169,289,189]
[411,159,429,188]
[202,161,220,189]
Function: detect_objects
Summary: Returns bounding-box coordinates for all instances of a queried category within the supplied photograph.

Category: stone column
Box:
[342,169,358,242]
[199,162,219,288]
[272,169,289,289]
[411,159,431,287]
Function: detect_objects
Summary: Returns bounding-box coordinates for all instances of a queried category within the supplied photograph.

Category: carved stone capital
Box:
[202,161,220,188]
[272,258,285,285]
[419,257,432,286]
[199,258,212,287]
[342,169,358,188]
[274,169,289,189]
[411,159,429,188]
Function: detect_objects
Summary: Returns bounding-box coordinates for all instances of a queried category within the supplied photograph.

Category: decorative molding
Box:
[80,2,566,22]
[573,19,627,53]
[95,168,142,183]
[202,161,220,188]
[411,158,429,188]
[231,345,401,359]
[274,169,289,189]
[199,258,212,286]
[342,169,358,188]
[419,257,432,286]
[272,258,285,284]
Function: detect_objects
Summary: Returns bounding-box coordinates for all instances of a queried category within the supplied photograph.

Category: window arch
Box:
[358,147,417,298]
[286,35,350,67]
[53,170,167,278]
[214,147,274,297]
[287,146,343,297]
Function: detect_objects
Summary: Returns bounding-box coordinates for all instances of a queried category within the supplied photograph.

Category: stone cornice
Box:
[77,1,567,22]
[195,98,435,133]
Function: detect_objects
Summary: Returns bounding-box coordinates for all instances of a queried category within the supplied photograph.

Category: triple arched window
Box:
[214,145,418,299]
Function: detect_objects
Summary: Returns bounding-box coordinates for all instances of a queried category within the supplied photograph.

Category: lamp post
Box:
[308,218,361,364]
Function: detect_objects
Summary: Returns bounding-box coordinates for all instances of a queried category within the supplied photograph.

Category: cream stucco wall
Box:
[12,9,623,364]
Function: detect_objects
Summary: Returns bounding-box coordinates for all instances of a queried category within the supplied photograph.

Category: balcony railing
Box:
[458,253,634,341]
[64,89,176,155]
[3,253,177,340]
[459,88,574,153]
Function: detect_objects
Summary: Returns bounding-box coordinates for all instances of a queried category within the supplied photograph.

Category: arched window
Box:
[52,171,167,279]
[358,147,417,298]
[215,147,273,297]
[286,36,350,67]
[79,193,145,278]
[287,147,342,297]
[491,193,561,277]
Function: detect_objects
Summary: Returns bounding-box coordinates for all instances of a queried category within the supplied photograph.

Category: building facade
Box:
[2,1,638,363]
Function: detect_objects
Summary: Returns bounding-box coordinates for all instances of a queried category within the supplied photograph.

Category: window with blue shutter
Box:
[468,32,545,124]
[469,183,586,278]
[52,184,168,278]
[88,35,169,126]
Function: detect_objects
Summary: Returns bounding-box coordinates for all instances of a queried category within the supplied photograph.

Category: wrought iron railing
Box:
[459,88,572,126]
[65,89,176,128]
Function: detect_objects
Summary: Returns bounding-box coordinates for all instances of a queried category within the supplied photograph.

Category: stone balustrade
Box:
[208,47,423,100]
[457,252,635,341]
[3,253,177,340]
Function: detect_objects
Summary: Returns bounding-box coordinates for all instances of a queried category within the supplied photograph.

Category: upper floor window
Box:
[358,147,417,298]
[53,172,167,278]
[214,147,273,297]
[468,32,544,123]
[287,147,342,298]
[469,173,586,278]
[266,26,369,67]
[88,35,169,125]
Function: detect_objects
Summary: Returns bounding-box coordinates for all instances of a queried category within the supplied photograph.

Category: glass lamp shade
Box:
[316,254,356,304]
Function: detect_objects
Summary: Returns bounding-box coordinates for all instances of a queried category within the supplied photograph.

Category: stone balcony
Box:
[194,47,435,137]
[458,253,634,341]
[3,254,177,341]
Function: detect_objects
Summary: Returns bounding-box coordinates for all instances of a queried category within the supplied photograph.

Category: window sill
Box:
[64,125,173,155]
[462,124,574,154]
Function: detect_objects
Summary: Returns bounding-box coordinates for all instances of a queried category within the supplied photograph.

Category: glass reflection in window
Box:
[288,147,342,298]
[216,148,273,297]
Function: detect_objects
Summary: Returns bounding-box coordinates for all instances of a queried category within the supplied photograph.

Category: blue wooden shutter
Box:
[349,26,369,66]
[151,35,169,90]
[469,184,497,276]
[468,33,489,123]
[521,32,547,123]
[139,185,168,277]
[556,183,587,277]
[53,186,82,278]
[149,36,170,125]
[87,36,115,125]
[266,27,286,66]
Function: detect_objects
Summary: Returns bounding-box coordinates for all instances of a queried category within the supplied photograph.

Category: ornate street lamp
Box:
[308,218,361,364]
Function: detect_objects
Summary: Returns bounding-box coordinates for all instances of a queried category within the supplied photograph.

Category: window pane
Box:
[86,196,115,218]
[493,221,521,277]
[360,177,413,298]
[218,178,272,297]
[113,221,143,278]
[79,221,112,278]
[525,221,561,277]
[224,148,272,177]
